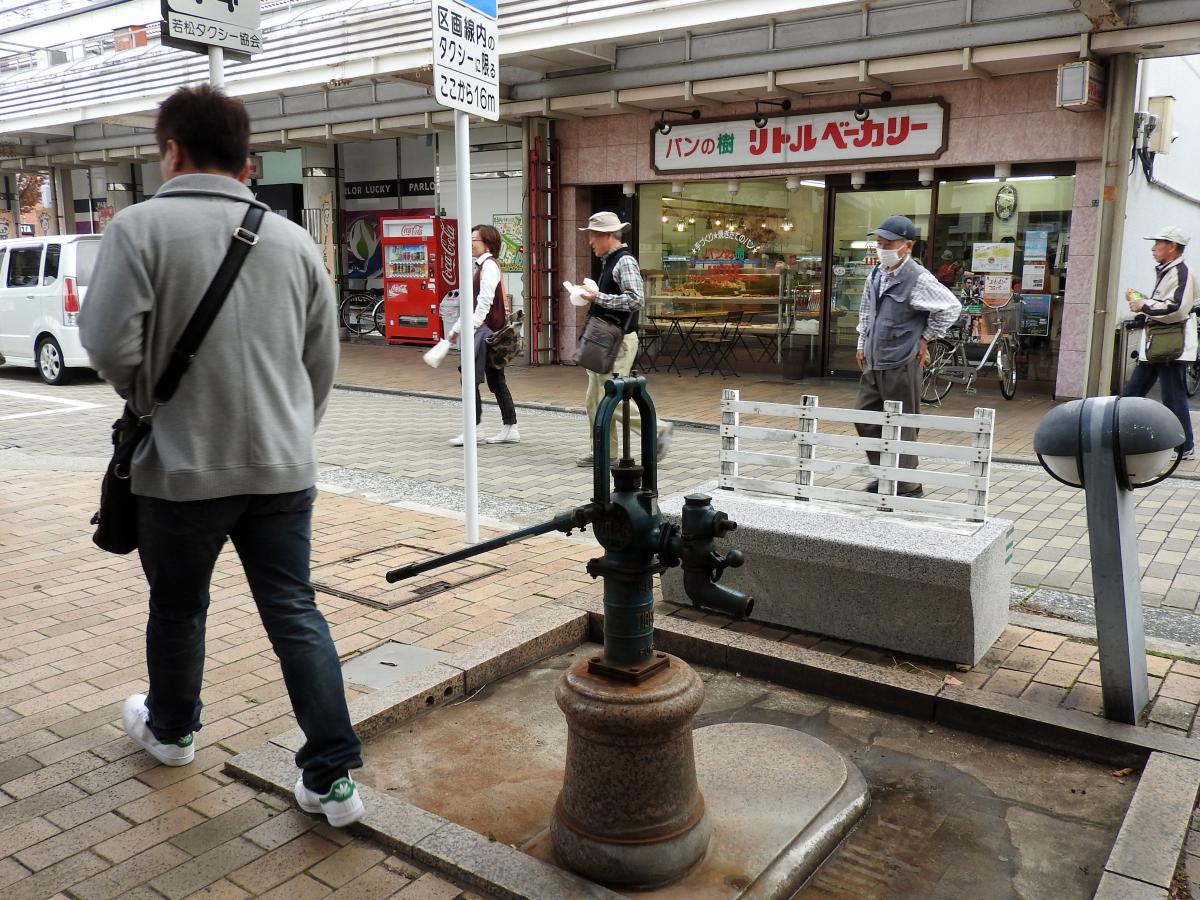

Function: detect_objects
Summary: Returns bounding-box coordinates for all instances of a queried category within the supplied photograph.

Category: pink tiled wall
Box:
[1055,160,1104,399]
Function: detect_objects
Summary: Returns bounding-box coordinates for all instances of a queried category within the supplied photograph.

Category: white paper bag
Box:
[423,339,451,368]
[563,278,599,307]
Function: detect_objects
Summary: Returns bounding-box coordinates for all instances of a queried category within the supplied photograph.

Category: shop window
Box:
[636,179,826,374]
[933,175,1074,387]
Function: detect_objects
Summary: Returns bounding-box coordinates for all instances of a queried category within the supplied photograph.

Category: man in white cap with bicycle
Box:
[1123,225,1197,460]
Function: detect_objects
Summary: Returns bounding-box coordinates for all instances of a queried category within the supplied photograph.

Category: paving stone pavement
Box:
[5,345,1200,897]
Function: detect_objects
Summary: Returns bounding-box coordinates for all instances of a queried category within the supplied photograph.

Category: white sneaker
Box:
[656,422,674,462]
[294,775,365,828]
[448,433,483,447]
[1181,449,1196,461]
[485,424,520,444]
[121,694,195,767]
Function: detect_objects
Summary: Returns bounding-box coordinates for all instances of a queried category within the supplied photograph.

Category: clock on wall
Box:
[995,184,1018,221]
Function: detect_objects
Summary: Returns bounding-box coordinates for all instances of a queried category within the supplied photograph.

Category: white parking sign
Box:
[431,0,499,121]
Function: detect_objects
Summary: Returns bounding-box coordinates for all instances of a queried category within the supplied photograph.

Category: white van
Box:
[0,234,102,385]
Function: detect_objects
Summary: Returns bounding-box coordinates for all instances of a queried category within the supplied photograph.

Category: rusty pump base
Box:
[386,375,752,889]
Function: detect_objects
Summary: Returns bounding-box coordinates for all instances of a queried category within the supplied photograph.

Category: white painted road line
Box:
[0,389,103,421]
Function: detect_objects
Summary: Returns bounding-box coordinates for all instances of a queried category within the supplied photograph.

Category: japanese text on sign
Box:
[652,103,947,173]
[161,0,262,54]
[431,0,499,121]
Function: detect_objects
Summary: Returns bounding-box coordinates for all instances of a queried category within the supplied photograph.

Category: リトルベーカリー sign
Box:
[652,102,948,173]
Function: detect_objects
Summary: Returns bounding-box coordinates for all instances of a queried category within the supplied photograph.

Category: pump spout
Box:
[682,567,754,618]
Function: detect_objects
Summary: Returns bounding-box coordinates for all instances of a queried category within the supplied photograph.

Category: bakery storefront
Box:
[558,75,1103,397]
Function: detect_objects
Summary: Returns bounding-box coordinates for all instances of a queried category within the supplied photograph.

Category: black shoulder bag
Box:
[91,205,265,555]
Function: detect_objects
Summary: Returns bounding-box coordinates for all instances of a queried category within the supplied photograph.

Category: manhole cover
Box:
[342,642,450,688]
[311,541,503,610]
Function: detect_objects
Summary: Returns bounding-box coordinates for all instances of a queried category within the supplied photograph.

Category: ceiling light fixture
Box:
[656,108,701,135]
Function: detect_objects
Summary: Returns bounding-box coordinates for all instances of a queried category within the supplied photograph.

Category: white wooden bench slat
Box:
[724,449,799,468]
[794,458,988,490]
[723,400,985,432]
[792,432,988,461]
[797,484,986,519]
[719,474,798,495]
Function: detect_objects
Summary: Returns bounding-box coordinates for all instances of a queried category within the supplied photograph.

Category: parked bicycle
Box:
[339,289,384,336]
[921,301,1019,404]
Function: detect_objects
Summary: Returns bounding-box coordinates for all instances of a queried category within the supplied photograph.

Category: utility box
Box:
[1056,60,1106,111]
[1147,95,1176,153]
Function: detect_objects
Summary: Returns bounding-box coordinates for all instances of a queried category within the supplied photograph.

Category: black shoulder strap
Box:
[154,204,265,404]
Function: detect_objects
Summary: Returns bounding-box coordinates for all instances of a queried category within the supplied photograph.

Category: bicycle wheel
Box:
[340,293,377,335]
[1187,361,1200,397]
[921,339,955,404]
[997,337,1017,400]
[372,298,386,335]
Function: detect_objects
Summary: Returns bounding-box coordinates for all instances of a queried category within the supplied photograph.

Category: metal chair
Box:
[693,310,743,377]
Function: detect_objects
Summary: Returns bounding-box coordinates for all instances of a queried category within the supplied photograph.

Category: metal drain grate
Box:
[311,541,504,610]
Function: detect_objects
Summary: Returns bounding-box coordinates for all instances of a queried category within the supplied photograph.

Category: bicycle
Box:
[921,301,1020,404]
[339,290,384,336]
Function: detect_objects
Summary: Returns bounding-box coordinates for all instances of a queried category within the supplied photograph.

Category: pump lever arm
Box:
[385,506,595,583]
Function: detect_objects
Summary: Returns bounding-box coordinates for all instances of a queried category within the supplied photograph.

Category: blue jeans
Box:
[1123,362,1195,453]
[136,487,362,792]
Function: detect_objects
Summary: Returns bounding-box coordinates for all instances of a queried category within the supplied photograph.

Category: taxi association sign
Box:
[431,0,499,121]
[161,0,263,58]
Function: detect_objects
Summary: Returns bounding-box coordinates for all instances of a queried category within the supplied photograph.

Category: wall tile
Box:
[1055,350,1087,398]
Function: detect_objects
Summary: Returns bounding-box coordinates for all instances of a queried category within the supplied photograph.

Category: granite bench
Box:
[660,391,1014,665]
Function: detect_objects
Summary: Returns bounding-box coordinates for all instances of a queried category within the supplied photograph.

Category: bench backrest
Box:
[718,390,995,522]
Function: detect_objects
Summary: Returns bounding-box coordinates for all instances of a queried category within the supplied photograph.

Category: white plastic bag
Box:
[563,278,599,307]
[423,338,452,368]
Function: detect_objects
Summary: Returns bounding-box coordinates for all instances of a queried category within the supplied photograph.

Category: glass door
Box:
[827,188,932,373]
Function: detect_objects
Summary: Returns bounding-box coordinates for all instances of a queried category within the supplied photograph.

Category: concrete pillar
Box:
[52,167,75,235]
[301,145,338,284]
[1083,53,1139,398]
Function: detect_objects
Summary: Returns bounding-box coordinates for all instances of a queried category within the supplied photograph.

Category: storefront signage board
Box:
[431,0,499,121]
[972,242,1015,273]
[161,0,262,57]
[402,178,436,197]
[346,180,399,199]
[652,102,947,173]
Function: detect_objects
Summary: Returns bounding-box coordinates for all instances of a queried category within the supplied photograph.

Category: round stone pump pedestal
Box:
[550,653,711,889]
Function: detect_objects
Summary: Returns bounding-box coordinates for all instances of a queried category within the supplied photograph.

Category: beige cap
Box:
[578,211,631,233]
[1146,225,1190,246]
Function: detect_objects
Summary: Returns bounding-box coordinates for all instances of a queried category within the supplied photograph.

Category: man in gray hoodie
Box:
[80,86,364,828]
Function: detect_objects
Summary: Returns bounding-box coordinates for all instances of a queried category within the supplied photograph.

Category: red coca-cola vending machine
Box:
[380,216,458,345]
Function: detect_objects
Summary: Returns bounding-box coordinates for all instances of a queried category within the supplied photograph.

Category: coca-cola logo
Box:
[440,221,457,288]
[398,224,424,236]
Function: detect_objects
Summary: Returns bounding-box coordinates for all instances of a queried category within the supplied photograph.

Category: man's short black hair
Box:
[155,86,250,175]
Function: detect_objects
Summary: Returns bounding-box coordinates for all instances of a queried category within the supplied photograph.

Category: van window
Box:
[43,244,61,284]
[75,240,100,287]
[6,247,43,288]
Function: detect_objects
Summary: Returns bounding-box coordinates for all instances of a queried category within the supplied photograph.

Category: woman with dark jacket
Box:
[448,224,519,445]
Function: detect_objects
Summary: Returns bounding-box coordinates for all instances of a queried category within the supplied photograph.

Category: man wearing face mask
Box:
[854,215,962,498]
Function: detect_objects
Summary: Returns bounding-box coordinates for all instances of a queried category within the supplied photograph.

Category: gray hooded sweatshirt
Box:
[79,173,338,502]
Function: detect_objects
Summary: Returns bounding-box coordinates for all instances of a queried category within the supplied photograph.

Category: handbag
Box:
[572,309,634,375]
[486,307,525,369]
[90,204,265,554]
[1144,320,1186,363]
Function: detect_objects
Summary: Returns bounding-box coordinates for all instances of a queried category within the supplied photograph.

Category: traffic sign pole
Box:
[456,107,479,544]
[209,46,224,88]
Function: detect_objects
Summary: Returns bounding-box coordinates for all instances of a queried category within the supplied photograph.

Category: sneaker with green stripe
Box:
[294,775,365,828]
[121,694,195,767]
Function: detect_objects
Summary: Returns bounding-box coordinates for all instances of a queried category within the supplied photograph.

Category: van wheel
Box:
[37,337,72,386]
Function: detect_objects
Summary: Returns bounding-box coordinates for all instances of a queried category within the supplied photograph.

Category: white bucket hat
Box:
[579,211,631,233]
[1146,225,1190,246]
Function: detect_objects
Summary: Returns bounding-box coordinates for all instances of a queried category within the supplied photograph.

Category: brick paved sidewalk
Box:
[334,339,1200,474]
[3,466,1200,898]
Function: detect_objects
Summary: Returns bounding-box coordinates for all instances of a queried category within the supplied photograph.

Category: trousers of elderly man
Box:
[584,331,643,458]
[854,357,923,495]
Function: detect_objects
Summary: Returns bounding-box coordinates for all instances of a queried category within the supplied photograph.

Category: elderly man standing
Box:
[575,211,672,467]
[1123,226,1197,460]
[855,215,961,498]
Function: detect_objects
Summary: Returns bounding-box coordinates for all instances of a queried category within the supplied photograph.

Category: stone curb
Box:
[1101,751,1200,892]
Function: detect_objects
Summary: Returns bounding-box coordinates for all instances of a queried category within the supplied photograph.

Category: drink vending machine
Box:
[379,216,459,345]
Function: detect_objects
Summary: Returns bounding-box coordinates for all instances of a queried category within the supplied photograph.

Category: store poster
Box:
[971,242,1014,273]
[1022,262,1046,291]
[1025,231,1049,260]
[981,274,1012,303]
[492,213,524,273]
[1020,294,1051,337]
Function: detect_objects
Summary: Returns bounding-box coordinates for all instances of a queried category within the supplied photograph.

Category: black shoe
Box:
[864,480,879,493]
[897,485,924,498]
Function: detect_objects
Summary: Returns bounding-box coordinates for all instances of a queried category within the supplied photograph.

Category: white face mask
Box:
[878,247,904,268]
